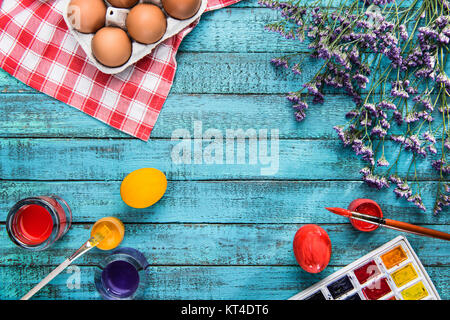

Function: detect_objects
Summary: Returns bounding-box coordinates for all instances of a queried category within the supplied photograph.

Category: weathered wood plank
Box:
[0,265,447,300]
[3,52,450,94]
[0,53,307,94]
[0,93,346,139]
[181,8,308,53]
[182,4,430,53]
[0,181,447,224]
[2,93,436,139]
[0,138,442,180]
[1,224,448,266]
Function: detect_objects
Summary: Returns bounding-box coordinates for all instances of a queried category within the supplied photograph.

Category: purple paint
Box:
[101,260,140,298]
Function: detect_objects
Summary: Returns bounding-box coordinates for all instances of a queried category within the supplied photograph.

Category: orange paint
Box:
[91,217,125,250]
[381,245,407,269]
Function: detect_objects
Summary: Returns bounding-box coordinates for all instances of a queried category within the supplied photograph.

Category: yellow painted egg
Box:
[91,217,125,251]
[120,168,167,209]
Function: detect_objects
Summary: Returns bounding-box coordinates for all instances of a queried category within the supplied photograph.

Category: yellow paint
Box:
[91,217,125,250]
[89,224,112,246]
[391,263,418,287]
[381,245,408,269]
[120,168,167,209]
[401,282,428,300]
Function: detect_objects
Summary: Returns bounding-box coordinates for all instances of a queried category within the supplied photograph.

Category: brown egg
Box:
[107,0,139,8]
[126,4,167,45]
[92,27,132,67]
[162,0,201,20]
[67,0,106,33]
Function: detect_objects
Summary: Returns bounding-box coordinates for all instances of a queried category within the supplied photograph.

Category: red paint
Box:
[362,277,392,300]
[348,199,383,232]
[325,207,351,217]
[353,260,380,285]
[293,224,332,274]
[12,204,53,245]
[40,196,70,239]
[7,195,72,250]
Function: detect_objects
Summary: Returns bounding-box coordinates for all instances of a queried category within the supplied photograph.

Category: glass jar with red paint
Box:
[6,195,72,251]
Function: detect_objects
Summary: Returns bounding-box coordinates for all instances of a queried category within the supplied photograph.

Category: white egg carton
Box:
[62,0,207,74]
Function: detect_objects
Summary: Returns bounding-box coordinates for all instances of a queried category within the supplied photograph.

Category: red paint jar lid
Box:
[348,199,383,232]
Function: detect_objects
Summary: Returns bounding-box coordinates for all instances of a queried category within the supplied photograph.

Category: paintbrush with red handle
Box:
[325,207,450,241]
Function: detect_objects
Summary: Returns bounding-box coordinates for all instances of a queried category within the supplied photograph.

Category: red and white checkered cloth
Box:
[0,0,241,140]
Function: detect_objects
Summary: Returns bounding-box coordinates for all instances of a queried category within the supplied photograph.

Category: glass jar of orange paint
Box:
[6,195,72,251]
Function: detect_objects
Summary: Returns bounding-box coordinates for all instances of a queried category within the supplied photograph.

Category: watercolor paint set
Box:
[289,236,440,300]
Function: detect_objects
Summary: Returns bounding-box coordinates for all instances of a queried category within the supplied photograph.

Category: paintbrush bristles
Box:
[325,207,352,217]
[89,224,112,246]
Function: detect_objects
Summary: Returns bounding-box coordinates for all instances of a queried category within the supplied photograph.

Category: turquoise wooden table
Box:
[0,0,449,300]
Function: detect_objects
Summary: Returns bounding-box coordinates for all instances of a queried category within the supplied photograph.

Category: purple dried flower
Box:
[432,159,450,174]
[292,99,309,122]
[392,134,427,158]
[293,101,309,111]
[345,110,359,119]
[334,125,352,146]
[295,110,307,121]
[352,140,375,165]
[377,156,389,167]
[391,135,406,144]
[371,125,387,137]
[359,118,371,127]
[445,138,450,150]
[287,92,302,104]
[292,63,302,75]
[359,167,371,177]
[405,112,420,123]
[439,33,450,44]
[390,81,409,99]
[360,167,389,190]
[428,144,438,154]
[436,73,450,89]
[353,74,369,89]
[271,57,289,68]
[399,24,408,40]
[423,131,436,144]
[419,97,433,111]
[418,111,433,122]
[445,184,450,193]
[378,101,396,110]
[393,111,403,125]
[363,103,377,116]
[393,182,413,199]
[403,135,426,157]
[303,83,324,103]
[362,0,394,5]
[407,194,426,211]
[389,175,402,185]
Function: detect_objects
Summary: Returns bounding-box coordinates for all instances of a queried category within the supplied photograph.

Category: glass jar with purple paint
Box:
[95,247,149,300]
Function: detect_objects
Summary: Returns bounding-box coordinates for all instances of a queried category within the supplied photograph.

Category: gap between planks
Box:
[0,178,444,182]
[1,264,448,268]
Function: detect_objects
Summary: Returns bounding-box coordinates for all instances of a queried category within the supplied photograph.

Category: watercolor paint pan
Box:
[289,236,440,300]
